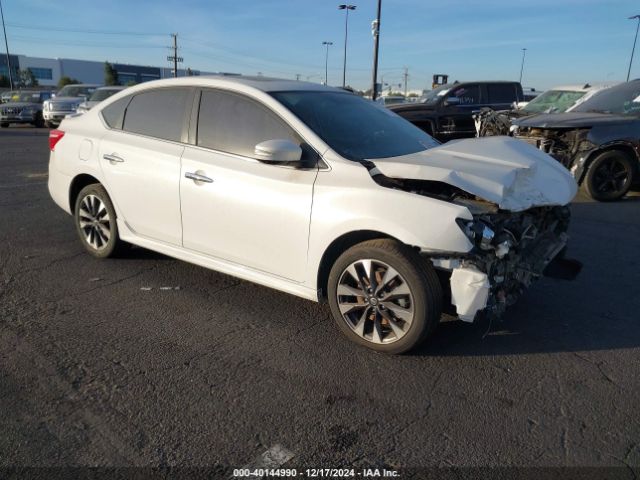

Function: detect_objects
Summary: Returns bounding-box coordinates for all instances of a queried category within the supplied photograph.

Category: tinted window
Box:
[101,95,132,129]
[572,81,640,115]
[446,85,480,105]
[123,88,190,141]
[197,90,300,157]
[272,91,439,161]
[487,84,518,104]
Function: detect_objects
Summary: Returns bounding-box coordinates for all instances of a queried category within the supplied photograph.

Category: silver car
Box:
[43,84,100,127]
[77,86,126,113]
[0,90,52,128]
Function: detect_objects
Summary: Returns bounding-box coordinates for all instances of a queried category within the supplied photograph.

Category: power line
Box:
[10,35,166,49]
[6,22,167,36]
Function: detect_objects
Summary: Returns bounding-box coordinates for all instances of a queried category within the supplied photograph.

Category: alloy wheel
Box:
[78,194,111,250]
[593,158,630,195]
[336,259,414,344]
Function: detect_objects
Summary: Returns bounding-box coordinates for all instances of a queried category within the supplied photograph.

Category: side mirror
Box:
[254,139,302,162]
[444,96,460,106]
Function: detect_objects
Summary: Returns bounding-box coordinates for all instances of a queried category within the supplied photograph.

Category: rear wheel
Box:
[74,184,126,258]
[583,150,635,201]
[327,239,442,354]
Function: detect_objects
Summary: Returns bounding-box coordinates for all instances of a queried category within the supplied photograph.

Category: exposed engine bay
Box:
[511,126,591,170]
[366,165,579,323]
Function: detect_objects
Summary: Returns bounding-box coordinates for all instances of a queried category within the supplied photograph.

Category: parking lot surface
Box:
[1,128,639,475]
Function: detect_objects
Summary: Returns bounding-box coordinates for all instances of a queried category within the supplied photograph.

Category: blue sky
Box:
[3,0,640,90]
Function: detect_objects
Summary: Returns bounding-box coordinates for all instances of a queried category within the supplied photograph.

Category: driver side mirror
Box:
[254,139,302,162]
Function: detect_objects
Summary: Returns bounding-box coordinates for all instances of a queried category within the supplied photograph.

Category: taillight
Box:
[49,129,65,151]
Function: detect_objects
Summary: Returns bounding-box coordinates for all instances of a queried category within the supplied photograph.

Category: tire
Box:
[327,239,443,354]
[583,150,635,201]
[1,123,8,128]
[74,184,126,258]
[45,121,57,129]
[34,112,45,128]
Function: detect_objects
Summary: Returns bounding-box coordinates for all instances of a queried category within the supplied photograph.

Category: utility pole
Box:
[627,15,640,81]
[371,0,382,100]
[0,0,13,90]
[338,4,356,88]
[322,41,333,85]
[403,66,409,97]
[519,48,527,84]
[295,73,301,81]
[172,33,178,78]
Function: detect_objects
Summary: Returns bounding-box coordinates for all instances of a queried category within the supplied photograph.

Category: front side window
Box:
[122,88,190,141]
[197,90,300,158]
[272,91,439,161]
[446,85,480,106]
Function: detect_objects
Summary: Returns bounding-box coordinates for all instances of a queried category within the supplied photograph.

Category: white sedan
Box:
[48,76,577,354]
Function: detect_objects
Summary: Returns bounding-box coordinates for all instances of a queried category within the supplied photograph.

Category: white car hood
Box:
[371,136,577,212]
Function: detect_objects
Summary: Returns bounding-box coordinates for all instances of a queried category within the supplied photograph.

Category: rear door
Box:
[486,83,521,110]
[179,89,318,282]
[98,87,192,246]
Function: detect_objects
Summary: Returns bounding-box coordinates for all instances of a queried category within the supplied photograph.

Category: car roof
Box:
[121,75,345,95]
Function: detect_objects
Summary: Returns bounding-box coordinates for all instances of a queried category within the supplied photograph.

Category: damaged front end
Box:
[512,126,592,173]
[430,204,578,322]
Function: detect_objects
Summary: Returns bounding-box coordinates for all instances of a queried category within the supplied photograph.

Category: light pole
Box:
[338,4,356,88]
[0,0,13,90]
[519,48,527,84]
[371,0,382,100]
[322,41,333,85]
[627,15,640,81]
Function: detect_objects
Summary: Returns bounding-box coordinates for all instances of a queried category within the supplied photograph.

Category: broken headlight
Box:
[457,219,495,250]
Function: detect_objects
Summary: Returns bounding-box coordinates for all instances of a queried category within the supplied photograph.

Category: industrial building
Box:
[0,53,215,87]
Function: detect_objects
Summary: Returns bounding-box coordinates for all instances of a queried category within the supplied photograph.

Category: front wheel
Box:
[1,122,9,128]
[583,150,635,201]
[74,184,127,258]
[327,239,443,354]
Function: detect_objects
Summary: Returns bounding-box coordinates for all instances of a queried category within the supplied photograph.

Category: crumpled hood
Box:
[371,136,577,212]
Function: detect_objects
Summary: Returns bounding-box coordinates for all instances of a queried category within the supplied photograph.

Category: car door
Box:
[437,84,482,140]
[98,87,192,246]
[487,83,520,110]
[180,89,318,282]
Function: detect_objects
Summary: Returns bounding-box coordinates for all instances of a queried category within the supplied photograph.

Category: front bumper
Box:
[43,111,74,123]
[1,113,37,124]
[429,205,578,322]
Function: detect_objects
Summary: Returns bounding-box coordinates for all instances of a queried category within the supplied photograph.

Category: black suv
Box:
[389,81,524,142]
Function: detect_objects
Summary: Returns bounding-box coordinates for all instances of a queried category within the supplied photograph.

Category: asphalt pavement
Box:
[1,128,639,477]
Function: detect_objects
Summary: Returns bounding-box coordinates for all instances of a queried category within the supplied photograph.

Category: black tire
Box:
[327,239,443,354]
[583,150,635,201]
[0,122,9,128]
[33,112,45,128]
[74,184,126,258]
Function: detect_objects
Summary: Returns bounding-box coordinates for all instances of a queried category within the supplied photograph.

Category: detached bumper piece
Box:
[432,205,580,323]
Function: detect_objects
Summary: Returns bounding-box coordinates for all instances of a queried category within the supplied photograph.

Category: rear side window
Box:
[487,84,517,104]
[123,88,190,142]
[101,95,131,129]
[197,90,300,157]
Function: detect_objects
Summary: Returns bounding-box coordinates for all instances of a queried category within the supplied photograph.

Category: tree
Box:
[18,69,38,88]
[104,62,119,86]
[0,75,9,88]
[57,76,80,89]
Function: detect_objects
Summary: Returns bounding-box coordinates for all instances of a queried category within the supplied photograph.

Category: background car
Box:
[77,86,126,113]
[0,90,52,128]
[389,81,524,142]
[43,84,100,128]
[511,80,640,201]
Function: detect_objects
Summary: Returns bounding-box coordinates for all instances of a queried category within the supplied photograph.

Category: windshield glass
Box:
[9,91,43,103]
[272,91,439,161]
[522,90,586,113]
[56,86,95,98]
[572,81,640,115]
[420,84,451,106]
[89,89,120,102]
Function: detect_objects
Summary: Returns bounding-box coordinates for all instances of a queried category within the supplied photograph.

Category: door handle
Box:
[185,171,214,183]
[103,153,124,163]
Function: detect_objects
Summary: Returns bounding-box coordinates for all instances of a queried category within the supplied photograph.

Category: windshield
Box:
[572,81,640,115]
[56,85,95,98]
[522,90,586,113]
[89,89,120,102]
[272,91,439,161]
[420,84,451,106]
[8,91,43,103]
